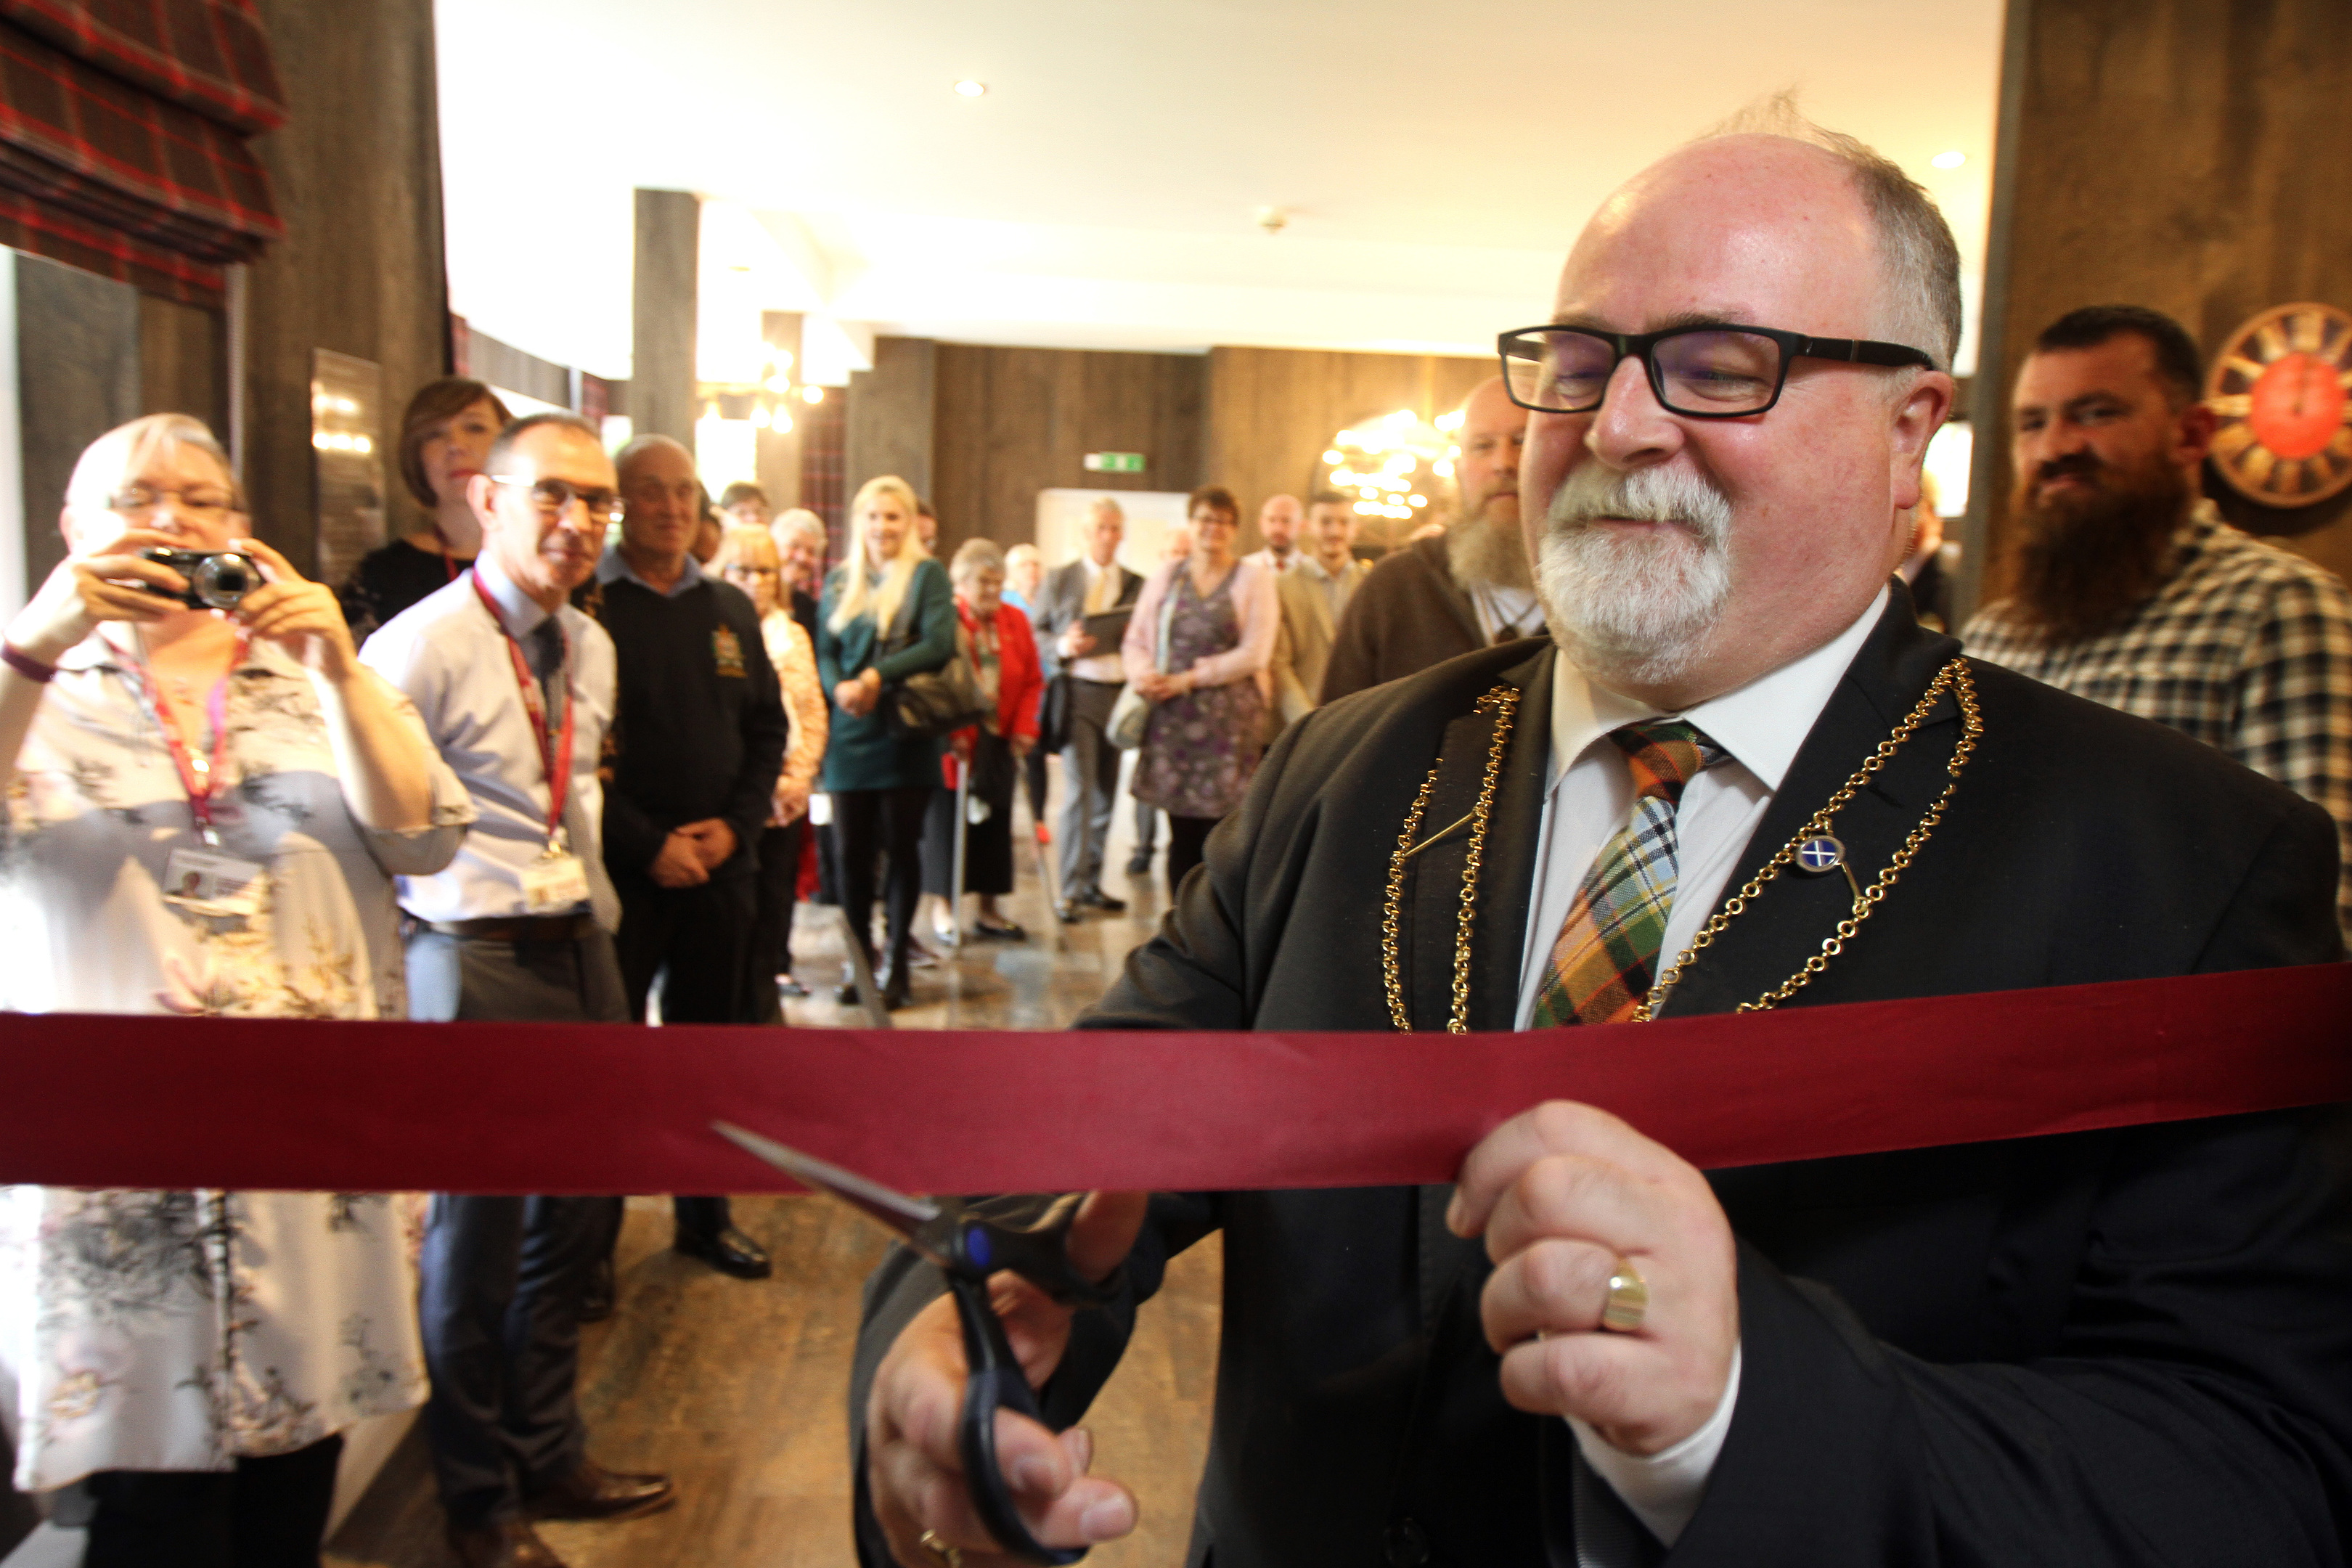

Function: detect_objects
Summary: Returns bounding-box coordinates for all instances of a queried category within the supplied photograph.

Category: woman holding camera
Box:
[0,415,470,1565]
[816,474,954,1010]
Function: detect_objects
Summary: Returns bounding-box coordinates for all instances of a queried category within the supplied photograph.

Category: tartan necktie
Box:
[1530,720,1726,1027]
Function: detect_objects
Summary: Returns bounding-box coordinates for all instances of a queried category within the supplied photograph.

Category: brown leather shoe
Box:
[448,1517,566,1568]
[524,1458,676,1522]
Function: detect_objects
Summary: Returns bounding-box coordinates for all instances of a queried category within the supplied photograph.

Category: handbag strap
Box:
[1153,568,1180,676]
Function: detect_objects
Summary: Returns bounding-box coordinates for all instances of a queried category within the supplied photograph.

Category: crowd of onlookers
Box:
[0,287,2348,1567]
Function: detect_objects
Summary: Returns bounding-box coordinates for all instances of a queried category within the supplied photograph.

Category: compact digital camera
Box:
[141,548,258,611]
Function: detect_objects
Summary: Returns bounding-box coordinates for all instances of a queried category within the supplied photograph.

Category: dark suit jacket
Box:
[854,593,2352,1567]
[1322,529,1545,703]
[1032,558,1143,684]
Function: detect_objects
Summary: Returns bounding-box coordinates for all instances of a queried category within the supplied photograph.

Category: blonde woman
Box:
[714,525,828,1006]
[816,475,954,1008]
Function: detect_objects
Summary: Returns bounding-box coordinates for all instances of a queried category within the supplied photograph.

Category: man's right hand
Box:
[867,1191,1148,1566]
[649,830,710,888]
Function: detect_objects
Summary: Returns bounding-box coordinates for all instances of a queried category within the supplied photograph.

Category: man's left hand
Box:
[679,818,738,869]
[1448,1101,1739,1456]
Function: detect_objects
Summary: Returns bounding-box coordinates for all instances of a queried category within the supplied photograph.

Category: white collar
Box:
[1546,587,1888,793]
[473,552,553,638]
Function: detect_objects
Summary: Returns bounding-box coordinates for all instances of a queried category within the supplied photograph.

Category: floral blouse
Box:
[0,630,473,1489]
[761,608,828,825]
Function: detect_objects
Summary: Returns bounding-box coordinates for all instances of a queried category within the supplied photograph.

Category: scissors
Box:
[714,1121,1119,1566]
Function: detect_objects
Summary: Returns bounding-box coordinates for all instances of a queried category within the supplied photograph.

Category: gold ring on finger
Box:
[1600,1256,1648,1334]
[918,1530,963,1567]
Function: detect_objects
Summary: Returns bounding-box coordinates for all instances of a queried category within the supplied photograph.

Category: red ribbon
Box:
[3,964,2345,1195]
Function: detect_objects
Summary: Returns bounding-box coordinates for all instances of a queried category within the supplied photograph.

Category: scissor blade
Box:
[711,1121,942,1238]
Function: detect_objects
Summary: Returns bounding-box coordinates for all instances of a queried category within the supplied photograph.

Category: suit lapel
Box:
[1657,597,1965,1018]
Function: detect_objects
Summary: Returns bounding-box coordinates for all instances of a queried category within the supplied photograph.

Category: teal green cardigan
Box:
[817,556,955,792]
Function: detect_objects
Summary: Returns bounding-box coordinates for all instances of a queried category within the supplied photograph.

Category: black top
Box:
[854,592,2351,1567]
[341,536,468,646]
[590,571,788,881]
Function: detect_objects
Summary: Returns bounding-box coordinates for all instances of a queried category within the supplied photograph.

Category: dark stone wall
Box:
[632,189,699,444]
[845,335,937,515]
[237,0,449,576]
[16,254,141,584]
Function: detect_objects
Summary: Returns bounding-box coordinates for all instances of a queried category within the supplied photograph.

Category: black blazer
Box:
[854,593,2351,1567]
[1032,558,1142,683]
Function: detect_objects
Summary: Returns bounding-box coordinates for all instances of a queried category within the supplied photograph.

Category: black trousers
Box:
[1055,679,1124,899]
[1021,745,1049,828]
[749,819,809,1018]
[420,1195,614,1526]
[404,929,629,1529]
[1167,813,1217,894]
[615,869,757,1240]
[76,1434,341,1568]
[834,785,930,979]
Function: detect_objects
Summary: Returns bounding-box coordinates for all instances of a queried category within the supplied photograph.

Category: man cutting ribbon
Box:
[854,101,2351,1568]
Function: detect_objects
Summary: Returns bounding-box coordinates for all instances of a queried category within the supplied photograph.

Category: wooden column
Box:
[632,189,700,444]
[844,335,937,518]
[1962,0,2352,614]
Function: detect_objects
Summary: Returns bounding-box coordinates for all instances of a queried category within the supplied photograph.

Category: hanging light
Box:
[801,385,825,404]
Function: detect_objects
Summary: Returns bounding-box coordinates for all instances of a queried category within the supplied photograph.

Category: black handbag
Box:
[1037,672,1073,754]
[881,588,992,739]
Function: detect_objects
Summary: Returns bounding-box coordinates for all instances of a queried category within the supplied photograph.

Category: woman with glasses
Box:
[816,475,955,1010]
[339,377,514,641]
[713,526,828,1006]
[0,415,470,1564]
[1122,485,1281,896]
[920,539,1042,942]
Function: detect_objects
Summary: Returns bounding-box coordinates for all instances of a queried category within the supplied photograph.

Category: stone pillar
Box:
[632,189,699,445]
[844,335,936,515]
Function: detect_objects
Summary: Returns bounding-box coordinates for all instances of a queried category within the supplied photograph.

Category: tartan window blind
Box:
[0,0,285,306]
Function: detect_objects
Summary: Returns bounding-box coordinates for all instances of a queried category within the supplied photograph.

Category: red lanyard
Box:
[433,523,461,582]
[470,570,574,851]
[123,631,249,847]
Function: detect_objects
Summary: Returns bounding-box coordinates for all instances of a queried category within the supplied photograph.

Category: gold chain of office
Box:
[1379,659,1983,1033]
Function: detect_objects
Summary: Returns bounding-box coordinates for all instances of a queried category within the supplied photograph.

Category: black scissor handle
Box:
[949,1271,1087,1565]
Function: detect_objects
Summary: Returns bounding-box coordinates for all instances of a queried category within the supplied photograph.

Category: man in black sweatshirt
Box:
[593,434,788,1279]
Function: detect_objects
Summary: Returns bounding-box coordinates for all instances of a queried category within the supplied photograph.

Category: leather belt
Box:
[423,914,600,943]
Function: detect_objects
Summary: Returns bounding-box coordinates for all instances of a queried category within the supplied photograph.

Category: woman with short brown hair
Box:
[338,377,514,640]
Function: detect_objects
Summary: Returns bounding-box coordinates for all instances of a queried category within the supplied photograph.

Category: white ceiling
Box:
[438,0,2005,383]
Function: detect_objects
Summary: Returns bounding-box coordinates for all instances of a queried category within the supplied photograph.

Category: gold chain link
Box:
[1382,685,1520,1033]
[1633,658,1982,1021]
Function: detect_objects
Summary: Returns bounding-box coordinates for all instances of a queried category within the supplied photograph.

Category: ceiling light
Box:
[765,373,793,394]
[1931,150,1966,169]
[801,385,825,403]
[954,79,987,97]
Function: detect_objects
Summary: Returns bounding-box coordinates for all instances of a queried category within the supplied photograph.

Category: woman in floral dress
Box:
[1122,485,1281,894]
[0,415,470,1564]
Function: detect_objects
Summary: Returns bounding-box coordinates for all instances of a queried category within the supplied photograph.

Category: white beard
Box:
[1535,463,1734,689]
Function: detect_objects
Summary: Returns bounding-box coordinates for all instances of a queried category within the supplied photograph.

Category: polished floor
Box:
[329,764,1221,1567]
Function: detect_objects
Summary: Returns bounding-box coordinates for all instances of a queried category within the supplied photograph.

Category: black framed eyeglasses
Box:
[491,475,624,526]
[1498,323,1936,418]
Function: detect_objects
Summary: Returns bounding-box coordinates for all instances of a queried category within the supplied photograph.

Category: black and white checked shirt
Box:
[1964,502,2352,936]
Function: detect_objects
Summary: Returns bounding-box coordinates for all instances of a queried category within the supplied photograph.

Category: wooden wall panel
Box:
[243,0,449,576]
[845,335,938,516]
[1204,346,1491,553]
[1965,0,2352,603]
[930,343,1205,552]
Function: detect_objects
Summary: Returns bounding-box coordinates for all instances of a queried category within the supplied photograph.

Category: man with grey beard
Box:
[1320,375,1543,702]
[855,105,2347,1568]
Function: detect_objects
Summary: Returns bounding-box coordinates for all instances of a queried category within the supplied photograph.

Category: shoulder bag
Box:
[880,572,991,738]
[1106,578,1179,751]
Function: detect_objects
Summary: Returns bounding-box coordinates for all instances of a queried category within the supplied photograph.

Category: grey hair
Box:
[1698,93,1962,372]
[950,536,1006,582]
[775,507,827,546]
[65,413,239,515]
[1087,496,1124,521]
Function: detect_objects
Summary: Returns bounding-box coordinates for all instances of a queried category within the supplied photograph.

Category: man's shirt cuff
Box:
[1566,1341,1741,1548]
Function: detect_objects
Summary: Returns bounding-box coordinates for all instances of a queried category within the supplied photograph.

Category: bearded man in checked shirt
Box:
[1964,304,2352,935]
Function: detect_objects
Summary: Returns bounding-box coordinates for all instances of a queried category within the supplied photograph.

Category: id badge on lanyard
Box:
[472,573,588,913]
[135,633,266,917]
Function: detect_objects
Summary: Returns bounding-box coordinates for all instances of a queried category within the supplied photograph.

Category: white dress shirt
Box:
[360,554,621,930]
[1471,581,1545,643]
[1511,588,1886,1548]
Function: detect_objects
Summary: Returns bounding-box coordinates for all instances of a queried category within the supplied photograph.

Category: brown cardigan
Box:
[1319,531,1543,703]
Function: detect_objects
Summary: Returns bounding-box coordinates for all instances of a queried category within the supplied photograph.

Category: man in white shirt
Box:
[852,104,2351,1568]
[364,413,673,1568]
[1241,492,1302,573]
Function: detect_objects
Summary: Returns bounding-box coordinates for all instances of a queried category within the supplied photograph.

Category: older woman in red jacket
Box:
[921,537,1042,939]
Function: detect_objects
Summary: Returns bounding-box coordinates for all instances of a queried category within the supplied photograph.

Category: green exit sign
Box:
[1084,451,1146,474]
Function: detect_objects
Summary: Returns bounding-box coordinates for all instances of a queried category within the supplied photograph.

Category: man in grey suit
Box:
[1032,497,1143,921]
[1270,490,1371,728]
